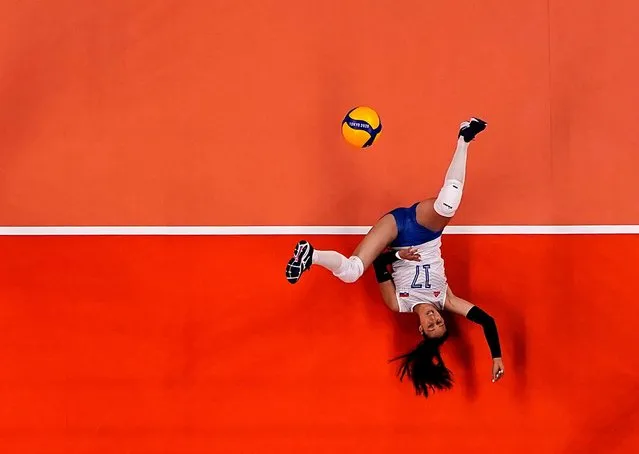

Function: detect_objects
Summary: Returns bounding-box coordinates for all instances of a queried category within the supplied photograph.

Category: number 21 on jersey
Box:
[411,264,431,289]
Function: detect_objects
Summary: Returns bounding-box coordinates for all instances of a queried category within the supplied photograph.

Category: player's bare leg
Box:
[416,117,486,231]
[286,214,398,285]
[351,214,398,268]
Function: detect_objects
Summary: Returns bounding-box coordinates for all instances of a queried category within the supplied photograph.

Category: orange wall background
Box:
[1,1,639,453]
[1,0,638,226]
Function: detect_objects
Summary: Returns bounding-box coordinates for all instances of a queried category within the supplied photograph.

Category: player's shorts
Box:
[388,203,443,248]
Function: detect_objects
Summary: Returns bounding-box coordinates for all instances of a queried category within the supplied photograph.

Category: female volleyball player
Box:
[285,117,504,398]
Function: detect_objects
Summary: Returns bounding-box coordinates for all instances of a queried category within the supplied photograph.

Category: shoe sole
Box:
[286,241,311,284]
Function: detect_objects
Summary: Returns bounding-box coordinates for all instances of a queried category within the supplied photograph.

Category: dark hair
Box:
[390,331,452,398]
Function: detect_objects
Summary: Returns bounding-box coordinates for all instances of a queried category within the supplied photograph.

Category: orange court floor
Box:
[1,234,638,453]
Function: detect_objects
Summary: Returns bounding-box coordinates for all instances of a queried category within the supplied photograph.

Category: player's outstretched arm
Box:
[372,250,401,312]
[377,280,400,312]
[444,288,505,382]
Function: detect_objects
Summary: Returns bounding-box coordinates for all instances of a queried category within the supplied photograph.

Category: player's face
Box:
[420,308,446,338]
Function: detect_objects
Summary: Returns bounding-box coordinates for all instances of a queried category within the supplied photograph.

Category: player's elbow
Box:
[485,316,497,331]
[466,306,497,329]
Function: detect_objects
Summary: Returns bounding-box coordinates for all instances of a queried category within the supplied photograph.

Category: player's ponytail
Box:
[391,332,452,398]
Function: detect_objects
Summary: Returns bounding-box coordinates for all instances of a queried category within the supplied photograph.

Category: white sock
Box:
[433,138,468,217]
[312,250,364,284]
[444,138,469,184]
[312,250,347,273]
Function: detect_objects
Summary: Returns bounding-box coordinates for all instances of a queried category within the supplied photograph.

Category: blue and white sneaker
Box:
[286,240,314,284]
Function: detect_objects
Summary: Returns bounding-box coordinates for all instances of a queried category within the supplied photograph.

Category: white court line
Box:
[0,225,638,235]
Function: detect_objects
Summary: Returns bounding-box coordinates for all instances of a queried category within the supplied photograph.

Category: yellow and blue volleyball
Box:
[341,106,382,148]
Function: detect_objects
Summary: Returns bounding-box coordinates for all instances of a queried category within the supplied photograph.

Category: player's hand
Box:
[398,247,421,261]
[491,358,505,383]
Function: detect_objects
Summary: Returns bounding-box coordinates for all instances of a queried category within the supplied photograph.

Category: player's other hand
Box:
[492,358,505,383]
[398,247,421,261]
